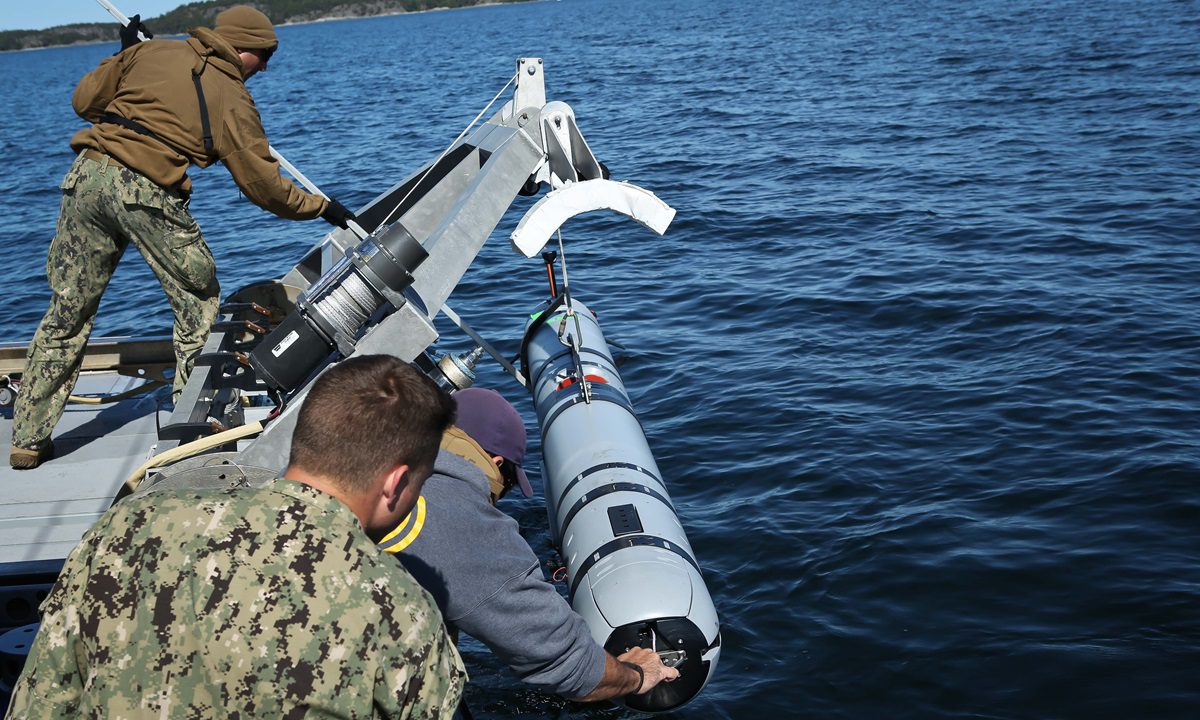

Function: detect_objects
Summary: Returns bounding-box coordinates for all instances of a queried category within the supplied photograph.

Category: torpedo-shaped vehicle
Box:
[521,295,722,712]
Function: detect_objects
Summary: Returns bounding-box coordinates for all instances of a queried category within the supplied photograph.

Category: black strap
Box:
[621,661,645,694]
[192,68,214,155]
[99,112,189,157]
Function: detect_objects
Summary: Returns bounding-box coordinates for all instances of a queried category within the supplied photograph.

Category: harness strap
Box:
[99,112,190,158]
[192,66,214,156]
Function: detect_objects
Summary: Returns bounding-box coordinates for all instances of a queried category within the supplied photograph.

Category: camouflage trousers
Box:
[10,151,220,450]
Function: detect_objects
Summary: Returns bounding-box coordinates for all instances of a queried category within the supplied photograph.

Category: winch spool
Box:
[248,221,427,393]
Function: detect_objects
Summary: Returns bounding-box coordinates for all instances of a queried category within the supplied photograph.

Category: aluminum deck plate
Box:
[0,372,168,566]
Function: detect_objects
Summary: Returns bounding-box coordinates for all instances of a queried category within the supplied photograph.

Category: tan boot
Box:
[10,440,54,470]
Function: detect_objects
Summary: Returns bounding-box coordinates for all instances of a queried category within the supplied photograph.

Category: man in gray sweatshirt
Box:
[378,387,677,700]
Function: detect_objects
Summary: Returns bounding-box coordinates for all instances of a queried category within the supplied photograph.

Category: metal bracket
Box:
[513,57,546,112]
[539,101,603,188]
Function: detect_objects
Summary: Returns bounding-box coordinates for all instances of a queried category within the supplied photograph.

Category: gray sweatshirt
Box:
[383,448,607,698]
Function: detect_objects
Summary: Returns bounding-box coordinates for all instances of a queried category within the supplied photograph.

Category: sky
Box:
[0,1,186,31]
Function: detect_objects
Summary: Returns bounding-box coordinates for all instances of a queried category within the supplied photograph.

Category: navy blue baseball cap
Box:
[452,388,533,497]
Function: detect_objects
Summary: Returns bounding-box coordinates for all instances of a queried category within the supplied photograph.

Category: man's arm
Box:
[397,460,675,701]
[448,552,679,701]
[378,613,468,719]
[450,560,609,697]
[218,89,327,221]
[5,598,84,718]
[5,533,100,718]
[577,647,680,701]
[71,54,124,122]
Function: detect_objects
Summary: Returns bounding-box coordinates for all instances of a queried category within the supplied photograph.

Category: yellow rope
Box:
[68,380,166,405]
[120,421,266,498]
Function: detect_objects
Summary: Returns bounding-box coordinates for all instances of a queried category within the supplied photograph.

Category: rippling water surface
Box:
[2,0,1199,717]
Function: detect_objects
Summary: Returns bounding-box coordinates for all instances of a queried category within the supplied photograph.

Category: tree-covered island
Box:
[1,1,531,52]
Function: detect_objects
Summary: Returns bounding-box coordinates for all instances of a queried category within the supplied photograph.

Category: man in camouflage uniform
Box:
[6,355,466,718]
[10,6,356,469]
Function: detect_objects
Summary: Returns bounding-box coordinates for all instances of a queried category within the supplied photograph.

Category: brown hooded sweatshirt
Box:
[69,27,327,220]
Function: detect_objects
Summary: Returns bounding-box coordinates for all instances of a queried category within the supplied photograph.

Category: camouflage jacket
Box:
[5,478,466,719]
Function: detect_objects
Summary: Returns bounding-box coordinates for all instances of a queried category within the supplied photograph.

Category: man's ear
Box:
[382,464,413,511]
[388,463,430,517]
[364,463,424,541]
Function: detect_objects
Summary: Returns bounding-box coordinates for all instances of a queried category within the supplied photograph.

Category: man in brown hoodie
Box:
[10,6,356,469]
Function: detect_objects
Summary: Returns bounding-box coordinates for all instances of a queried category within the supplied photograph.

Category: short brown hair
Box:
[289,356,456,491]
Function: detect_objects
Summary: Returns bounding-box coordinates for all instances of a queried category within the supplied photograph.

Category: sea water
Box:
[1,0,1198,717]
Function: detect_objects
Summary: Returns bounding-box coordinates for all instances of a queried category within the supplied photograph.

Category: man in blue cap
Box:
[378,387,677,702]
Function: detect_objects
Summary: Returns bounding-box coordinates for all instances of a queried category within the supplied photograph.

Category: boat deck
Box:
[0,370,169,566]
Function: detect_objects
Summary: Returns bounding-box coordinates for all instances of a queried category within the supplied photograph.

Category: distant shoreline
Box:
[0,1,524,54]
[279,2,509,27]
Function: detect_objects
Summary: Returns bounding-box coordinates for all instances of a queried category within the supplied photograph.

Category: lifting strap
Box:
[191,66,214,155]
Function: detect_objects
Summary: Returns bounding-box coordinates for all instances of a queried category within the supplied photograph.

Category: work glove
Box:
[321,198,357,230]
[118,15,153,52]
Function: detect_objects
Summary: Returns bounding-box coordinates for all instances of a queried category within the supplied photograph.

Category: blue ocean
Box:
[2,0,1198,717]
